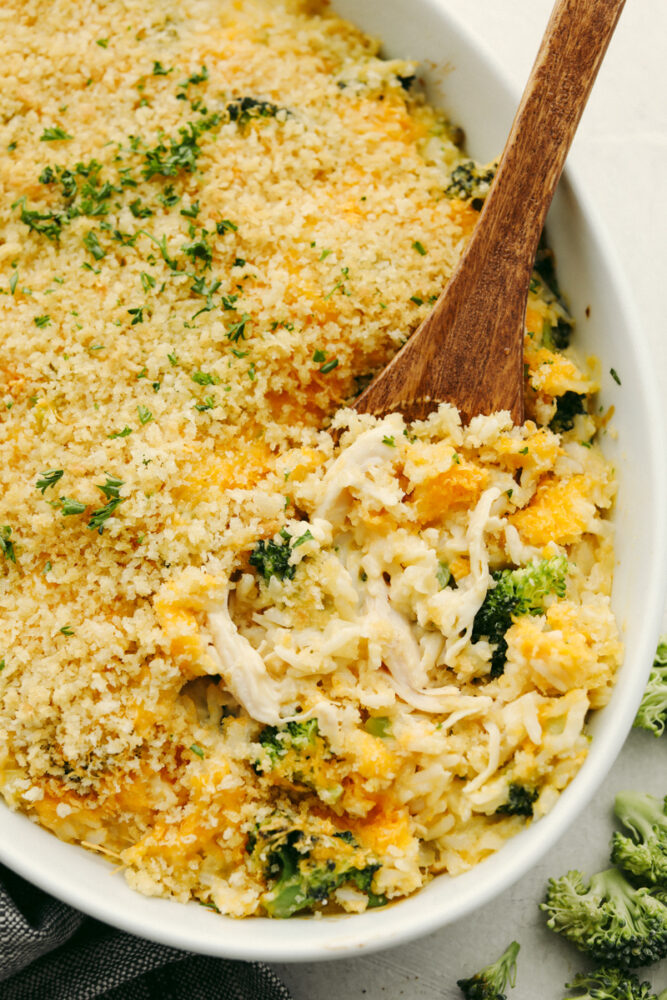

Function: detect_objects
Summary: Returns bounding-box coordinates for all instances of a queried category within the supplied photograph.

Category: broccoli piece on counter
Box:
[634,640,667,736]
[549,391,587,434]
[445,159,497,201]
[541,867,667,967]
[495,783,538,817]
[247,812,385,918]
[249,528,295,583]
[456,941,520,999]
[612,792,667,886]
[564,966,662,1000]
[472,556,569,678]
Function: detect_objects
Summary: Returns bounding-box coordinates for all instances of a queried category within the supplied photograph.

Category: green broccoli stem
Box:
[615,791,667,844]
[457,940,520,999]
[486,941,520,991]
[589,868,641,925]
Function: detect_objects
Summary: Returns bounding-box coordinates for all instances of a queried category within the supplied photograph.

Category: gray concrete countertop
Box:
[271,1,667,996]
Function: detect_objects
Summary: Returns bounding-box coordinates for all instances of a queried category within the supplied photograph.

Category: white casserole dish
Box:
[1,0,665,962]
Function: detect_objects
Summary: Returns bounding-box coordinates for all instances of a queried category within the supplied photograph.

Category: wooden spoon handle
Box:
[354,0,625,426]
[474,0,625,282]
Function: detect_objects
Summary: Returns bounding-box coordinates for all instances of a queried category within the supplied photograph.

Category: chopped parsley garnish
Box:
[83,230,105,260]
[129,198,153,218]
[180,201,200,219]
[412,240,427,255]
[194,396,216,412]
[140,230,180,271]
[40,126,73,142]
[221,293,239,310]
[181,233,213,270]
[87,476,125,534]
[410,295,423,306]
[108,427,132,439]
[312,349,326,363]
[158,185,180,207]
[9,273,18,295]
[0,526,16,563]
[191,276,222,317]
[216,219,237,234]
[16,203,67,241]
[152,61,172,76]
[59,625,75,636]
[190,743,205,758]
[382,435,396,447]
[226,313,250,342]
[140,272,156,292]
[34,315,51,328]
[167,352,179,366]
[36,469,64,494]
[137,404,152,424]
[128,306,144,325]
[142,115,220,180]
[319,358,339,374]
[191,371,220,386]
[292,529,313,548]
[186,66,209,85]
[97,474,124,500]
[610,367,621,385]
[59,497,87,516]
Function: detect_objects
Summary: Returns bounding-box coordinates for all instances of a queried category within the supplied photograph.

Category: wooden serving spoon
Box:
[353,0,625,426]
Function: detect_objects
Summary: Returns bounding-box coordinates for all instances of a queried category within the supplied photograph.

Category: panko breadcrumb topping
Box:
[0,0,619,918]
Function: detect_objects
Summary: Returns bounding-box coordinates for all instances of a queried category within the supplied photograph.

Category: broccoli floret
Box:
[254,719,344,805]
[564,966,660,999]
[531,243,575,349]
[445,159,497,201]
[472,556,569,677]
[634,640,667,736]
[612,791,667,885]
[256,718,321,768]
[225,96,284,127]
[247,813,385,918]
[549,392,587,434]
[456,941,520,999]
[542,316,574,351]
[541,868,667,967]
[249,528,295,583]
[495,783,538,817]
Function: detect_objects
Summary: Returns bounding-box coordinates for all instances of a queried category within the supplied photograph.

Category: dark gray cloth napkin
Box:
[0,865,293,1000]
